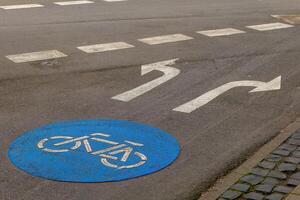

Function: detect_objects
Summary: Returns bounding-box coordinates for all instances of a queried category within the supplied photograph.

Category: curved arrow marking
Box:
[173,76,281,113]
[112,59,180,102]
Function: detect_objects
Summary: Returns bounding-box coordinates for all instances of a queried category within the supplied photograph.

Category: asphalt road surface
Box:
[1,0,300,199]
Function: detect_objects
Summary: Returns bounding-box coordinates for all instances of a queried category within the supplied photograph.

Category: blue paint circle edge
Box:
[8,119,181,183]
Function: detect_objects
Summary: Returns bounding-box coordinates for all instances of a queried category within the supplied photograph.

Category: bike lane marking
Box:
[8,120,180,183]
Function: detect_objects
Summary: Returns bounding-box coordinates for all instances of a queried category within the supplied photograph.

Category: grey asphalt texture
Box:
[1,0,300,199]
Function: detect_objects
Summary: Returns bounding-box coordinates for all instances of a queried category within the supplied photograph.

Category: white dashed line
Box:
[197,28,246,37]
[138,34,193,45]
[77,42,134,53]
[54,1,94,6]
[6,50,67,63]
[246,23,294,31]
[0,4,44,10]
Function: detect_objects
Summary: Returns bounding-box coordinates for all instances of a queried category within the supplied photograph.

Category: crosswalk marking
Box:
[6,50,67,63]
[197,28,246,37]
[0,4,44,10]
[246,22,294,31]
[54,1,94,6]
[77,42,134,53]
[138,34,193,45]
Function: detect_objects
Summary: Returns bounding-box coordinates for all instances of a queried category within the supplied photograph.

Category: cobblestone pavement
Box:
[218,130,300,200]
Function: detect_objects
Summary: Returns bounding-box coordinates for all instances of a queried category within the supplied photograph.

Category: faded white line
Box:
[246,22,294,31]
[77,42,134,53]
[54,0,94,6]
[138,34,193,45]
[6,50,67,63]
[0,4,44,10]
[197,28,246,37]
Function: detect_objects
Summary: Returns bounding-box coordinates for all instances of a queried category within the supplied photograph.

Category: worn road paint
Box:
[6,50,67,63]
[246,23,294,31]
[138,34,193,45]
[8,120,180,182]
[197,28,246,37]
[112,59,180,102]
[0,4,44,9]
[173,76,281,113]
[77,42,134,53]
[272,15,300,25]
[54,1,94,5]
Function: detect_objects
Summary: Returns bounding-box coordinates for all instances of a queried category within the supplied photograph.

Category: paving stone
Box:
[241,175,264,185]
[263,177,280,185]
[231,183,250,192]
[221,190,242,199]
[267,171,287,180]
[265,193,284,200]
[265,154,282,162]
[272,149,290,156]
[287,178,300,186]
[273,186,294,194]
[243,192,264,200]
[258,161,276,169]
[278,144,297,151]
[288,139,300,146]
[251,168,269,177]
[285,157,300,164]
[278,163,297,172]
[292,151,300,158]
[255,184,274,193]
[291,133,300,140]
[291,172,300,180]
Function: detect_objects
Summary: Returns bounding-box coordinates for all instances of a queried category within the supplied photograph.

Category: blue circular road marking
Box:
[8,120,180,183]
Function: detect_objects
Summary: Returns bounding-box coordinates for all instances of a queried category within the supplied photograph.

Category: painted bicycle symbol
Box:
[37,133,147,169]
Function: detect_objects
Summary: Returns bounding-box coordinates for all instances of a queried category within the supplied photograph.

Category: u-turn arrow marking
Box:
[173,76,282,113]
[112,59,180,102]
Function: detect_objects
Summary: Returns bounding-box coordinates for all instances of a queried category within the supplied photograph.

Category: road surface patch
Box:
[246,22,294,31]
[6,50,67,63]
[0,4,44,10]
[138,34,193,45]
[197,28,245,37]
[77,42,134,53]
[8,120,180,182]
[54,0,94,6]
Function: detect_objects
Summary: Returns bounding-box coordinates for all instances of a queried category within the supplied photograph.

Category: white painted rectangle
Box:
[197,28,245,37]
[246,23,294,31]
[6,50,67,63]
[138,34,193,45]
[77,42,134,53]
[54,0,94,6]
[0,4,44,10]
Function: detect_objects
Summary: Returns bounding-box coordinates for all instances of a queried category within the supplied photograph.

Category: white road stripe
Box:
[138,34,193,45]
[0,4,44,10]
[54,0,94,6]
[6,50,67,63]
[246,22,294,31]
[77,42,134,53]
[197,28,245,37]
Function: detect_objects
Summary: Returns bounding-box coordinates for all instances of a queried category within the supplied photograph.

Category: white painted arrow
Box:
[112,58,180,102]
[173,76,281,113]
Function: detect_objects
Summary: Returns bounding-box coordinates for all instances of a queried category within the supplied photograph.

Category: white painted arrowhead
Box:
[249,76,281,93]
[141,58,179,75]
[112,58,180,102]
